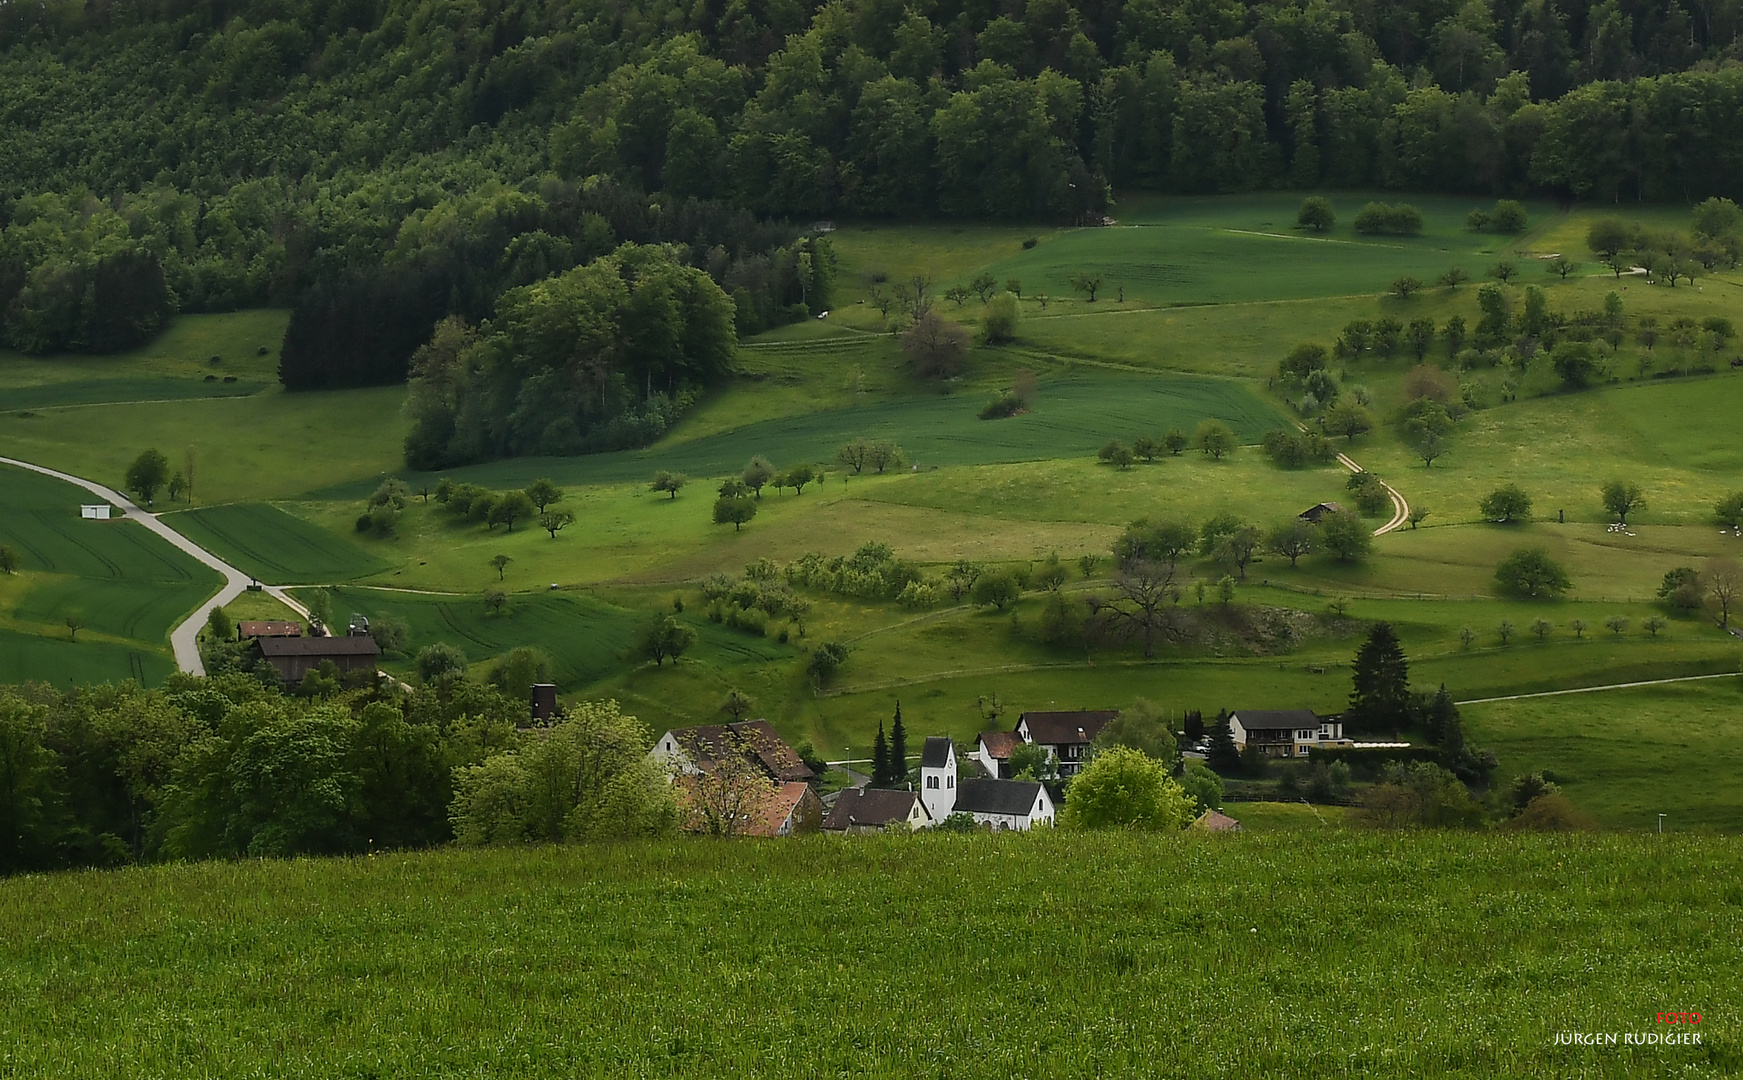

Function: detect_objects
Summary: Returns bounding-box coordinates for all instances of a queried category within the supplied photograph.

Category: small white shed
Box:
[80,505,112,520]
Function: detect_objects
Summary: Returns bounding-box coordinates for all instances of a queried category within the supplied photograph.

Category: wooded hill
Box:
[2,0,1740,374]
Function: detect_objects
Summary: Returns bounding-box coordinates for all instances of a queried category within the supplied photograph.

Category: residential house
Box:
[973,730,1021,779]
[649,720,816,784]
[1226,710,1350,759]
[823,788,931,833]
[254,635,378,686]
[1014,710,1118,776]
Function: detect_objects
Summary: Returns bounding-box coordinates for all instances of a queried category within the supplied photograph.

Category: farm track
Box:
[0,455,308,675]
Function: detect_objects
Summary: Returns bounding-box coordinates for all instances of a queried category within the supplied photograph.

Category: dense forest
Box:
[2,0,1741,446]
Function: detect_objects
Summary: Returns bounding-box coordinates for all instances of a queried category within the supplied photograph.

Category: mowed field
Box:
[0,465,219,682]
[164,503,389,584]
[0,831,1737,1078]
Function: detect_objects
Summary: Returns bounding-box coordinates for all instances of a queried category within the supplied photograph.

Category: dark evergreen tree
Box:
[1347,622,1411,733]
[1207,710,1240,771]
[871,720,891,788]
[1421,684,1464,752]
[889,702,908,784]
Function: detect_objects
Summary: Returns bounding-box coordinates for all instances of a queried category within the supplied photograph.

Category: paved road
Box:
[0,455,308,675]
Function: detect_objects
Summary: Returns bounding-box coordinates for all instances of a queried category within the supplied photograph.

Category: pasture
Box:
[0,831,1736,1077]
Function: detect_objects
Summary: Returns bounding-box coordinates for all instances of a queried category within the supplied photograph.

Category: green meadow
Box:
[0,831,1736,1078]
[0,464,219,681]
[2,193,1741,823]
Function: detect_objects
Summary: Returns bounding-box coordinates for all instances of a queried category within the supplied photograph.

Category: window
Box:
[926,776,937,789]
[948,776,954,788]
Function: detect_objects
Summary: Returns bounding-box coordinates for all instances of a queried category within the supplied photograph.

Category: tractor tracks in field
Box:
[0,454,308,676]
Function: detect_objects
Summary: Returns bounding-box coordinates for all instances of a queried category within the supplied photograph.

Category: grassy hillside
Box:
[0,831,1736,1078]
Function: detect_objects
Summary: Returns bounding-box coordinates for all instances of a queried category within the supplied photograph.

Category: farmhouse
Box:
[1298,501,1346,523]
[1014,710,1118,776]
[237,620,302,640]
[254,635,379,686]
[649,720,816,784]
[973,730,1021,779]
[823,787,931,833]
[1227,709,1350,759]
[921,738,1055,830]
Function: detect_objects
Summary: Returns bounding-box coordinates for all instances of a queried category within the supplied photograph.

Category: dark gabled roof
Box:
[256,636,378,657]
[1229,709,1320,732]
[920,736,953,769]
[1299,501,1346,522]
[953,778,1047,817]
[1018,710,1118,745]
[823,787,921,830]
[977,731,1021,759]
[667,720,815,783]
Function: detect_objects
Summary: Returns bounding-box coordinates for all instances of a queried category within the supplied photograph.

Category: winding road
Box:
[0,455,308,676]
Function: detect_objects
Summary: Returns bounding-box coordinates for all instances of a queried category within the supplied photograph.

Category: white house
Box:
[1014,710,1118,776]
[950,777,1055,830]
[973,730,1021,779]
[1227,710,1350,759]
[80,504,112,520]
[919,736,957,822]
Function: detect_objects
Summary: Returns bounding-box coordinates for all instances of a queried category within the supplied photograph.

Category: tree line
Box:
[4,0,1743,364]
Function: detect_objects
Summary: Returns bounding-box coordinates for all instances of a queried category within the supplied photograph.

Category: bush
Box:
[1060,747,1194,831]
[1353,202,1424,236]
[980,291,1020,344]
[978,391,1024,419]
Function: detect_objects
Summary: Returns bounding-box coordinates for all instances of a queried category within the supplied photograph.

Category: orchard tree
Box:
[650,471,686,499]
[490,554,512,580]
[1495,548,1573,598]
[742,457,775,497]
[539,509,575,538]
[0,545,18,574]
[713,495,757,531]
[125,449,171,505]
[1194,420,1237,459]
[781,463,815,494]
[489,491,536,531]
[1266,519,1315,567]
[1706,557,1740,628]
[635,616,697,666]
[524,478,563,512]
[1479,484,1532,523]
[1296,196,1335,232]
[1323,401,1373,442]
[1070,272,1105,302]
[1318,510,1372,563]
[836,438,871,474]
[1601,480,1645,524]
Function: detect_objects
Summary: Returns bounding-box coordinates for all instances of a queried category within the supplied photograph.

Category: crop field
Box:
[317,585,791,689]
[0,465,219,680]
[0,831,1737,1078]
[164,503,389,584]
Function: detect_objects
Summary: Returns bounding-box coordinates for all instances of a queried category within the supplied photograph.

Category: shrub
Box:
[1353,202,1424,236]
[980,291,1021,344]
[978,391,1024,419]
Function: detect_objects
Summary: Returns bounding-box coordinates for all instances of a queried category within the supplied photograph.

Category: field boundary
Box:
[1456,670,1739,705]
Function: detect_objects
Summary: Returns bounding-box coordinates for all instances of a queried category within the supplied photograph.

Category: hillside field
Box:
[0,830,1736,1078]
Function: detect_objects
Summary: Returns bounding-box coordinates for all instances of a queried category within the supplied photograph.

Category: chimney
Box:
[530,683,558,723]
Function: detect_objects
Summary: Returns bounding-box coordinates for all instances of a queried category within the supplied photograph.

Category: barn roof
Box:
[665,720,815,783]
[954,778,1047,817]
[256,636,378,657]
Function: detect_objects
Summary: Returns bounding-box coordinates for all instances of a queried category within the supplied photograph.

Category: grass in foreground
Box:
[0,831,1735,1078]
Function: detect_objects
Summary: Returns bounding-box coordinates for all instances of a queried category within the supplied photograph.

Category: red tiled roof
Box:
[977,731,1022,760]
[741,782,815,838]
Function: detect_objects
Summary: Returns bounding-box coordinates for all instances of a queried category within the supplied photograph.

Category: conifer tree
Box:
[1207,710,1240,771]
[1347,622,1411,733]
[889,702,908,785]
[871,720,891,787]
